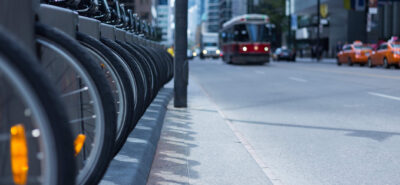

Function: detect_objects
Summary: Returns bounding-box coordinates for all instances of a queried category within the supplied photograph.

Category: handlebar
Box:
[42,0,160,40]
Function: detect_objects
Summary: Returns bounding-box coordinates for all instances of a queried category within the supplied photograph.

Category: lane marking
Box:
[294,67,400,80]
[289,77,307,82]
[368,92,400,101]
[255,70,265,74]
[194,77,284,185]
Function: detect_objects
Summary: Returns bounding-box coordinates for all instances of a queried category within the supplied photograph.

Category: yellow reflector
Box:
[10,124,29,185]
[74,134,86,156]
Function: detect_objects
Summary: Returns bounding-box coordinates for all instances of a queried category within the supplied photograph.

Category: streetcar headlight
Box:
[216,49,221,54]
[202,50,208,55]
[264,47,269,52]
[242,46,247,52]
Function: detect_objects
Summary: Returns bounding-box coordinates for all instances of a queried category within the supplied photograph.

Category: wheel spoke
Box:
[61,86,89,98]
[69,115,96,124]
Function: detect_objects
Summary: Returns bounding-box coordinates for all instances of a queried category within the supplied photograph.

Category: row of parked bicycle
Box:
[0,1,173,185]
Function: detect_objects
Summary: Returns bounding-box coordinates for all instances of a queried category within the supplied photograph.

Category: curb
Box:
[100,87,173,185]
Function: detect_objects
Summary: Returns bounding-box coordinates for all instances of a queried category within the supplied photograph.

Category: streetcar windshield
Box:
[233,23,272,42]
[204,42,217,47]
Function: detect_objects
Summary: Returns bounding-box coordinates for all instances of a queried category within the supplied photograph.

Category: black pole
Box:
[316,0,320,61]
[174,0,188,107]
[365,2,369,43]
[288,0,291,47]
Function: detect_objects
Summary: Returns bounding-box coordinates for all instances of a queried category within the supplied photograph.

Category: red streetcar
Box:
[219,14,275,64]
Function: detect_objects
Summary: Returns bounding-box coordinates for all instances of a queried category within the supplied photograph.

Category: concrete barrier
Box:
[100,87,173,185]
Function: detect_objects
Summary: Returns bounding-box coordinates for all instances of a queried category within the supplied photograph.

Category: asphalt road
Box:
[189,58,400,185]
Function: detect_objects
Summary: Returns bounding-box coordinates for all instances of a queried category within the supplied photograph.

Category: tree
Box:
[248,0,286,47]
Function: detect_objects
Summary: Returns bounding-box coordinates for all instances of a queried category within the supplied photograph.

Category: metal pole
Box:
[365,2,369,43]
[316,0,320,61]
[174,0,188,107]
[288,0,291,47]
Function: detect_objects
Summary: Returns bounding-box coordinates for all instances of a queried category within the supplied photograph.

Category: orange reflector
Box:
[100,63,105,69]
[10,124,28,185]
[74,134,86,156]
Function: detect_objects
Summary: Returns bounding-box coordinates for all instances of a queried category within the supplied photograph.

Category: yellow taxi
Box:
[369,41,400,68]
[337,41,372,66]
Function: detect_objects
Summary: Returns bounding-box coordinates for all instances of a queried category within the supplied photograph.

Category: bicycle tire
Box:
[118,41,154,108]
[148,47,168,85]
[0,26,75,185]
[131,44,162,98]
[100,38,145,154]
[76,32,136,160]
[127,42,160,99]
[35,23,116,185]
[155,48,172,82]
[141,46,164,91]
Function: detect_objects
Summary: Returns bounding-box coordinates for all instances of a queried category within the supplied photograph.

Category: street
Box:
[189,58,400,185]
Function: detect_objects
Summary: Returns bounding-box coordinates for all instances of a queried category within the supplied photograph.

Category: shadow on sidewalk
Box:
[147,107,200,185]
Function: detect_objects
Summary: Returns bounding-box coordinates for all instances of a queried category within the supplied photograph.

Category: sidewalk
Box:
[146,79,273,185]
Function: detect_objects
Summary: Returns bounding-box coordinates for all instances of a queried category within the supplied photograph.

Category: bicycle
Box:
[0,26,76,185]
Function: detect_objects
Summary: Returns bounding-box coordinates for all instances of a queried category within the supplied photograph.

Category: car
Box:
[369,41,400,68]
[337,41,372,66]
[273,48,296,61]
[192,50,198,58]
[272,48,281,61]
[187,49,194,60]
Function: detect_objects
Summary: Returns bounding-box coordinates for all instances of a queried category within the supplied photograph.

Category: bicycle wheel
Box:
[128,43,160,99]
[35,23,116,185]
[155,48,173,83]
[76,32,136,160]
[100,38,145,154]
[0,27,75,185]
[118,41,154,108]
[140,46,164,91]
[148,47,169,85]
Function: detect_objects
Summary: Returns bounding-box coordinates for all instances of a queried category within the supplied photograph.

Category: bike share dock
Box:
[101,84,173,185]
[0,1,174,185]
